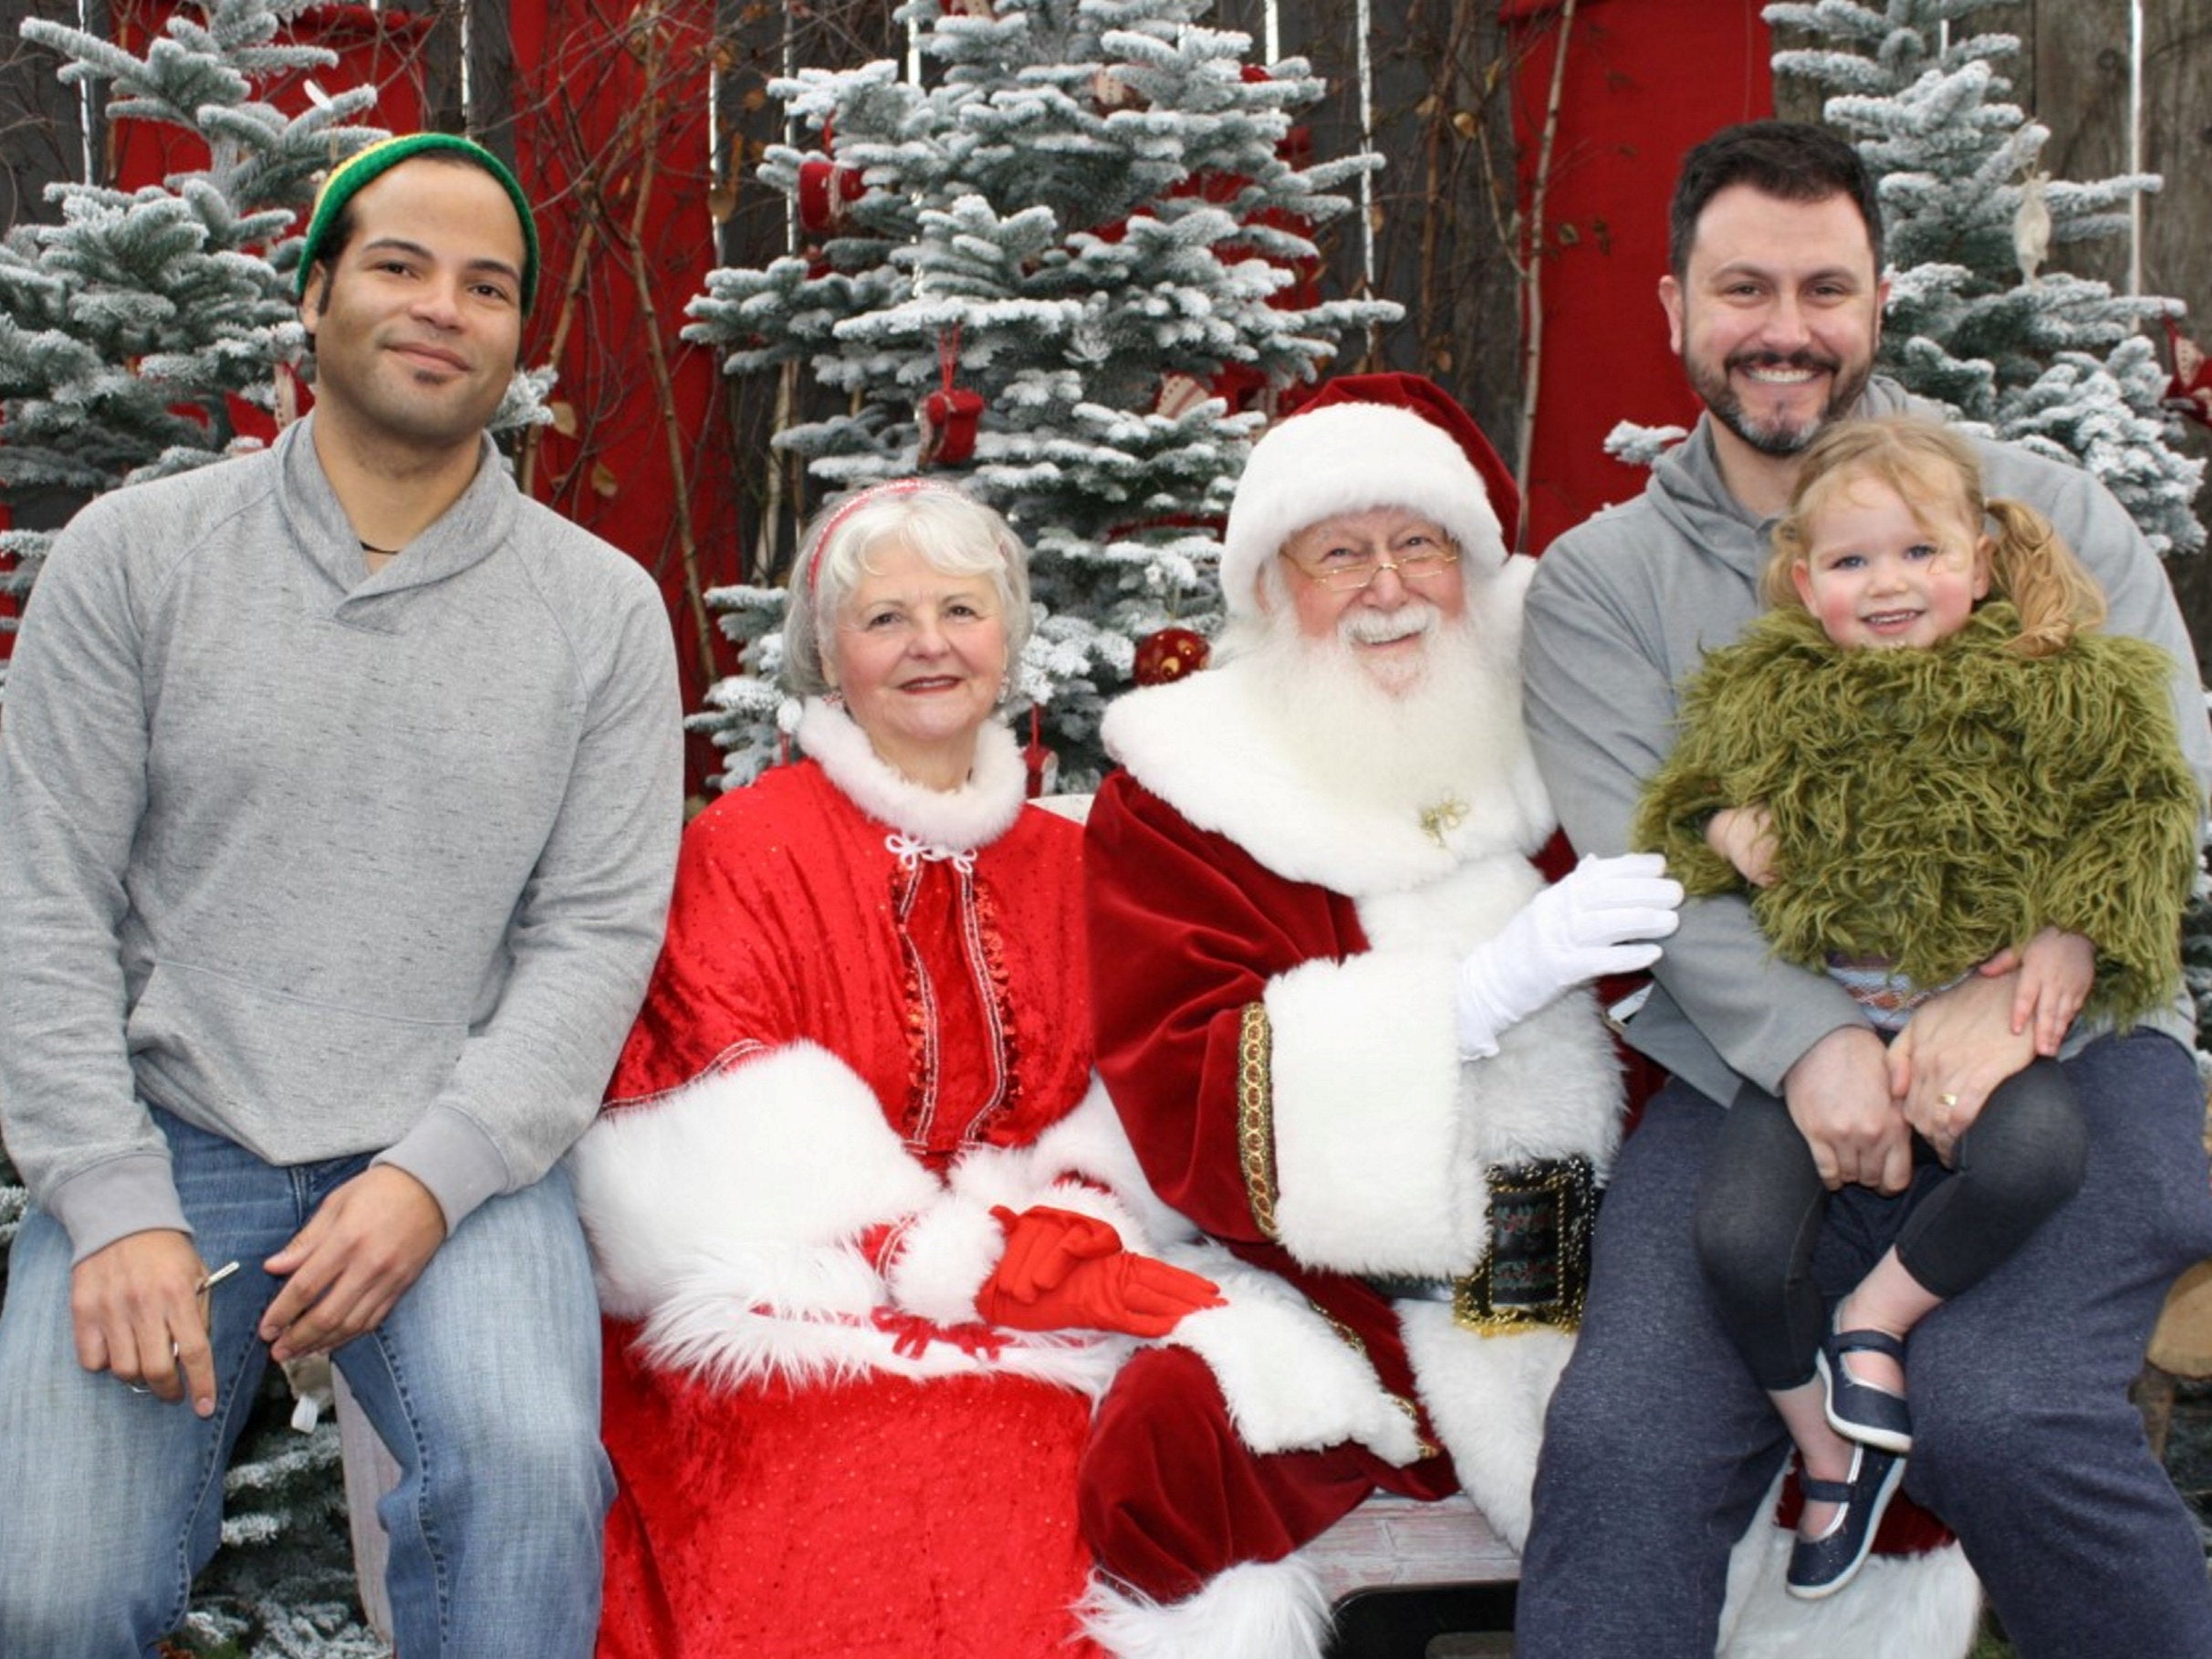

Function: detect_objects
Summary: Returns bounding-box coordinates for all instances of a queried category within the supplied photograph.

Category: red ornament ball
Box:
[1133,627,1209,686]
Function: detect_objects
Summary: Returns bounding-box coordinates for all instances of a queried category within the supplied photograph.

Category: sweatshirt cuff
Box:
[47,1152,192,1264]
[376,1104,510,1234]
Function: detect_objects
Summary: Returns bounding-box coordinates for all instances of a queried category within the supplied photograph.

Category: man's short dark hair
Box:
[1667,120,1884,276]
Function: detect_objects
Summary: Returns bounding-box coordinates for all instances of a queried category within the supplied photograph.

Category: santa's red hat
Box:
[1217,374,1515,621]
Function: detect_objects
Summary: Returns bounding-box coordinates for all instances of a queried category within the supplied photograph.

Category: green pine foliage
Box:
[0,1145,24,1293]
[685,0,1399,786]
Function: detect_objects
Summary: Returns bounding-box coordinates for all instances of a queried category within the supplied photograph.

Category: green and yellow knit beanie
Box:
[295,132,540,312]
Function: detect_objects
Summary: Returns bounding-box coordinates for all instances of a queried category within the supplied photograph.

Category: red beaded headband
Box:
[802,477,971,601]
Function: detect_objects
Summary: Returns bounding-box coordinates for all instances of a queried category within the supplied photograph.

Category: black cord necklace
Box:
[359,538,402,558]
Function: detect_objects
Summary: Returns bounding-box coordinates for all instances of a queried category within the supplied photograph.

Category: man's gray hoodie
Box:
[0,416,684,1258]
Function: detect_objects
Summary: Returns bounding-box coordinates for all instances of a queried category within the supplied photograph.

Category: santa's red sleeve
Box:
[1087,770,1506,1279]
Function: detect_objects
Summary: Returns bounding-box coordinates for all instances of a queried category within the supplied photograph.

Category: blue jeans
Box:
[1517,1032,2212,1659]
[0,1108,613,1658]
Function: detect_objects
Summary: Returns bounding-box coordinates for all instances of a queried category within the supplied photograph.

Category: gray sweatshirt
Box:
[0,416,684,1258]
[1523,379,2211,1106]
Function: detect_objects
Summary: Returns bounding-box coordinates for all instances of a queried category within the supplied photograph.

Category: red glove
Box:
[986,1205,1122,1300]
[975,1205,1223,1338]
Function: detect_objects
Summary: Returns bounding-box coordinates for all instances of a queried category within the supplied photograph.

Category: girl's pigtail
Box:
[1986,497,2105,657]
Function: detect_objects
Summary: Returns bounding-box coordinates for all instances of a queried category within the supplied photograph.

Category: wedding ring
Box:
[1937,1091,1960,1108]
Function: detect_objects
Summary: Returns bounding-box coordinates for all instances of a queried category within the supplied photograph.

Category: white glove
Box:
[1456,852,1683,1057]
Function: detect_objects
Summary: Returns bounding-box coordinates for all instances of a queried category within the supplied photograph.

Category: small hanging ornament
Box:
[797,158,865,237]
[939,0,995,15]
[1133,626,1210,686]
[1023,705,1058,799]
[2013,168,2051,285]
[221,391,279,447]
[1093,66,1143,113]
[918,329,984,467]
[2163,317,2212,429]
[1153,373,1212,419]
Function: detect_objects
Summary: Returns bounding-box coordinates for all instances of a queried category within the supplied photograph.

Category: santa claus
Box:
[1075,378,1981,1658]
[1075,380,1678,1652]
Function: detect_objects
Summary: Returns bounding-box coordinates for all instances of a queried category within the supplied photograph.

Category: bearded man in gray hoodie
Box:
[0,135,683,1657]
[1515,120,2212,1658]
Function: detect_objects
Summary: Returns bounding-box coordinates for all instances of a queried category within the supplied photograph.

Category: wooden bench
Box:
[1309,1489,1519,1657]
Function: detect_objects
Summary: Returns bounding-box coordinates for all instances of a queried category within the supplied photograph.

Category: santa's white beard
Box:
[1227,595,1536,824]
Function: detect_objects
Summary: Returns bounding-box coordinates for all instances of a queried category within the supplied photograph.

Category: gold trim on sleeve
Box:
[1236,1001,1280,1241]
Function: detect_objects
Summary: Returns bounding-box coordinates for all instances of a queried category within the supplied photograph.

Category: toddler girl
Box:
[1636,414,2200,1600]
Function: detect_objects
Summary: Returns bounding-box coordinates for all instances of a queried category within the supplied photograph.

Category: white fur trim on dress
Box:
[1398,1300,1573,1550]
[1715,1466,1982,1659]
[1163,1247,1424,1466]
[1100,596,1552,899]
[566,1042,936,1320]
[631,1256,1132,1398]
[1082,1555,1333,1659]
[797,695,1026,849]
[886,1080,1187,1325]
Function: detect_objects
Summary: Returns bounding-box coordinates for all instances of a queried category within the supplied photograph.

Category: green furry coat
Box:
[1634,602,2202,1027]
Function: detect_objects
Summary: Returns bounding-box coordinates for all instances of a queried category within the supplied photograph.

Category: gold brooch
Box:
[1418,796,1469,847]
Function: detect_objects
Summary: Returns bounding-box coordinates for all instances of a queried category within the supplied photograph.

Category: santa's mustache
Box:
[1339,600,1442,646]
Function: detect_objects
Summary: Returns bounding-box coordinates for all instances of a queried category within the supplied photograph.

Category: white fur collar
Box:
[1101,619,1553,897]
[797,696,1027,850]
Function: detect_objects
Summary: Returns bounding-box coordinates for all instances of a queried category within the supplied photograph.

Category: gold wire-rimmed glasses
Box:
[1283,544,1462,591]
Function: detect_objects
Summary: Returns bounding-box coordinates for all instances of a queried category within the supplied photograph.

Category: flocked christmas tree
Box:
[685,0,1399,787]
[0,5,388,1652]
[1762,0,2204,553]
[1609,0,2206,556]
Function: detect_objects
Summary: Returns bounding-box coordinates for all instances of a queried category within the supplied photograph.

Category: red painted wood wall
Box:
[1507,0,1777,554]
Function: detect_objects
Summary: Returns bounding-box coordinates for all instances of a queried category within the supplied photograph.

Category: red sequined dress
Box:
[569,699,1158,1659]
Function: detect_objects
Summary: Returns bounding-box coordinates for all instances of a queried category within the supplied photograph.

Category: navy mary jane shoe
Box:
[1787,1444,1906,1601]
[1817,1322,1913,1453]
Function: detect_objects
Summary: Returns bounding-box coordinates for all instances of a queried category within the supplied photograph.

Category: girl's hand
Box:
[2009,928,2094,1056]
[1706,804,1779,887]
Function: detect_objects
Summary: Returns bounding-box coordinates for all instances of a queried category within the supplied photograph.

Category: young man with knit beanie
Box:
[1515,120,2212,1658]
[1076,374,1682,1655]
[0,134,683,1655]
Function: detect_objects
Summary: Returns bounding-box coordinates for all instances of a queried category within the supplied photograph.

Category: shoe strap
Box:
[1799,1475,1853,1504]
[1831,1326,1907,1363]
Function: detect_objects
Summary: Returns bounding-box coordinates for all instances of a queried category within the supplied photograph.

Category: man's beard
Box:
[1226,595,1536,823]
[1688,348,1874,458]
